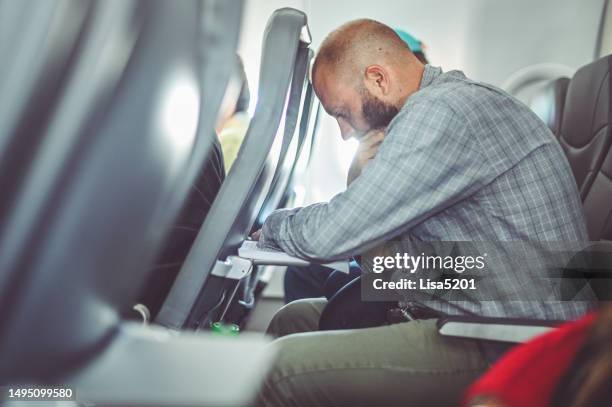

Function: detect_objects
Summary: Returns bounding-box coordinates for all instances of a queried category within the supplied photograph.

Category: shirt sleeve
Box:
[259,99,494,261]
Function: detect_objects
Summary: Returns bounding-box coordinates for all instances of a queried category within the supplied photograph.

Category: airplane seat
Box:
[528,77,570,137]
[583,149,612,242]
[223,75,317,322]
[146,44,312,325]
[134,53,256,322]
[558,55,612,200]
[0,0,196,382]
[253,62,316,230]
[155,8,312,331]
[0,2,277,405]
[582,146,612,301]
[0,0,90,230]
[224,84,320,324]
[220,90,321,326]
[136,135,226,320]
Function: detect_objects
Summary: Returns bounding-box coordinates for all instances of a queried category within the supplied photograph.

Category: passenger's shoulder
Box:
[388,91,468,138]
[431,72,501,104]
[395,87,467,124]
[415,71,526,120]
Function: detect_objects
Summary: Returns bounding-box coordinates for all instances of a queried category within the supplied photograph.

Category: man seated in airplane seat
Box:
[253,19,594,406]
[283,29,428,304]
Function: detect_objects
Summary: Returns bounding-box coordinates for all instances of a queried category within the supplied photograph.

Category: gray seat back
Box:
[256,48,315,226]
[559,55,612,199]
[583,146,612,242]
[0,0,242,382]
[278,85,322,209]
[0,0,91,230]
[156,8,310,329]
[582,145,612,300]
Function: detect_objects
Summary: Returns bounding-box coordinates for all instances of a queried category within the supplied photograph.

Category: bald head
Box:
[313,19,420,85]
[312,19,425,140]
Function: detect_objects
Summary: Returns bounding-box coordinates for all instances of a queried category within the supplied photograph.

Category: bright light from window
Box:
[338,137,359,171]
[159,69,200,153]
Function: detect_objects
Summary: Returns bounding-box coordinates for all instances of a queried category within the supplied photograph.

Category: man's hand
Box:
[347,129,385,186]
[251,229,262,241]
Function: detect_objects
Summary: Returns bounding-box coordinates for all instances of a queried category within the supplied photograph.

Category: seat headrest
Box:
[561,55,612,148]
[559,55,612,196]
[529,77,570,136]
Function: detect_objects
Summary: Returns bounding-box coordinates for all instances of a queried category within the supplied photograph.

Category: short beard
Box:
[360,88,399,130]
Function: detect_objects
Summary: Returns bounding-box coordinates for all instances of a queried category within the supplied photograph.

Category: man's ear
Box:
[363,65,390,96]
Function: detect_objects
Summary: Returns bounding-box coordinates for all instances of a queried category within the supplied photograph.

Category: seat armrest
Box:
[67,322,276,406]
[437,316,562,343]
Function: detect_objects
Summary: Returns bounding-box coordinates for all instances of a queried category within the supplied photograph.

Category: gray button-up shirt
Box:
[260,65,594,320]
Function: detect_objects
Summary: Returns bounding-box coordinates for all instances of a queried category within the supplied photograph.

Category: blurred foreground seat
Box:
[0,1,276,405]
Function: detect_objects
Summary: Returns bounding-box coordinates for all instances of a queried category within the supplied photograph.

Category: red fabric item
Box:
[463,312,597,407]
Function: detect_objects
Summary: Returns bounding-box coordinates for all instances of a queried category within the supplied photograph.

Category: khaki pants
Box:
[256,298,490,407]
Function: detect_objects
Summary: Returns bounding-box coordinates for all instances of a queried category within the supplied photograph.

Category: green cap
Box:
[394,29,423,53]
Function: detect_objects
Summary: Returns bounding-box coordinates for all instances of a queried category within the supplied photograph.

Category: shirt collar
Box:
[418,64,442,90]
